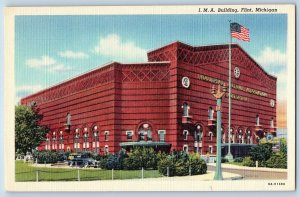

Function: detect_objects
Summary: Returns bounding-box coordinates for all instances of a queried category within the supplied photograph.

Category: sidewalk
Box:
[144,171,243,181]
[207,163,287,172]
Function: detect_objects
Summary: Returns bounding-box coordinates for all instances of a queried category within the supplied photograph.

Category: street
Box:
[207,165,287,180]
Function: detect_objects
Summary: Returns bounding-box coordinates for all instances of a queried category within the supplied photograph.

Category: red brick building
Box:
[21,41,277,157]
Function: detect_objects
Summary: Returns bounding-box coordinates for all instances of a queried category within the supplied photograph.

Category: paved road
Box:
[207,165,287,180]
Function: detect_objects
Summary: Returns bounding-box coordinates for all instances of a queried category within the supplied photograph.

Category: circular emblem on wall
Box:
[234,67,240,78]
[182,77,190,88]
[270,99,275,107]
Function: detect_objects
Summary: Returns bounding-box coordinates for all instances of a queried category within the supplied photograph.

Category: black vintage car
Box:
[68,155,96,168]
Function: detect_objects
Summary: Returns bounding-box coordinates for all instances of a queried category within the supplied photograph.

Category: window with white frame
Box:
[158,130,166,142]
[104,130,109,141]
[238,129,243,144]
[45,136,50,150]
[74,129,80,153]
[58,131,64,151]
[104,145,109,155]
[183,130,189,140]
[194,125,202,142]
[270,117,274,128]
[52,132,57,150]
[208,131,213,141]
[83,132,89,152]
[126,130,133,140]
[208,107,214,120]
[183,145,188,152]
[209,145,213,154]
[182,102,190,117]
[92,126,99,153]
[256,115,260,125]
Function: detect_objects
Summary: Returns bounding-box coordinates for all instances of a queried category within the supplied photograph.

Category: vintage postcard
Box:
[4,5,295,191]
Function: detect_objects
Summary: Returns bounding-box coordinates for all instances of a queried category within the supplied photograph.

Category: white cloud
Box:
[255,47,286,68]
[26,55,56,68]
[275,69,287,101]
[94,34,147,62]
[15,85,44,105]
[25,55,73,73]
[49,64,72,73]
[59,50,89,59]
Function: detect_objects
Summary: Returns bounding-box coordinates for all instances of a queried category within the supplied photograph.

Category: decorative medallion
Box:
[270,99,275,107]
[182,77,190,88]
[234,67,240,79]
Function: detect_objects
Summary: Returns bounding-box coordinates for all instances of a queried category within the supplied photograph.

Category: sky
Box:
[14,14,288,127]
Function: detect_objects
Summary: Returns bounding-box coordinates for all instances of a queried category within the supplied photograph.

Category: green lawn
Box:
[15,160,163,182]
[226,162,244,166]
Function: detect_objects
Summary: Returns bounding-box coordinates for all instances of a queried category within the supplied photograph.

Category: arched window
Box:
[246,129,252,144]
[58,131,64,152]
[83,131,89,152]
[208,131,213,141]
[238,128,243,144]
[182,102,189,117]
[183,130,189,141]
[92,126,99,153]
[74,129,80,153]
[52,132,57,150]
[228,128,234,143]
[194,125,202,142]
[45,135,50,150]
[256,115,260,125]
[138,123,152,141]
[270,117,274,128]
[208,107,214,120]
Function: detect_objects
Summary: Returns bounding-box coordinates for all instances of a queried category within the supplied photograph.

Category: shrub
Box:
[266,153,287,169]
[242,156,255,167]
[91,153,101,161]
[123,147,157,170]
[158,156,176,176]
[249,144,272,165]
[189,153,207,175]
[32,150,59,164]
[157,152,207,176]
[234,157,243,163]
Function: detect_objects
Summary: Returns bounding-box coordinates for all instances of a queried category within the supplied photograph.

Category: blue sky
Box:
[15,14,287,103]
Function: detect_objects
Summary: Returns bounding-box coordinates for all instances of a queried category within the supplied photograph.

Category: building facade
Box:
[21,41,277,157]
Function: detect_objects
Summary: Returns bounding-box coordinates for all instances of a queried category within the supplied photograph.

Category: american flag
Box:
[230,23,250,42]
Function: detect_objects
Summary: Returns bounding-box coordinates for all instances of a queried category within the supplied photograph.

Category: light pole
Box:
[211,83,227,180]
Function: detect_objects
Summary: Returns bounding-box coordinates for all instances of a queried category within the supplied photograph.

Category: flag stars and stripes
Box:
[230,22,250,42]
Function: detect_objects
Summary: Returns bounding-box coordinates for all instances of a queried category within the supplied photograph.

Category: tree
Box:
[15,104,49,154]
[249,143,273,166]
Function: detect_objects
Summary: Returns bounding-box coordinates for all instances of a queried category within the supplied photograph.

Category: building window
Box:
[83,132,89,152]
[256,115,260,125]
[183,145,188,152]
[45,137,50,150]
[92,129,99,153]
[182,102,190,117]
[138,123,152,141]
[104,131,109,141]
[158,130,166,142]
[126,130,133,140]
[208,107,214,120]
[270,117,274,128]
[246,129,252,144]
[104,145,109,155]
[74,129,80,153]
[208,131,213,141]
[194,125,202,142]
[52,132,57,150]
[183,130,189,140]
[228,128,234,143]
[238,129,243,144]
[209,145,213,154]
[59,131,64,151]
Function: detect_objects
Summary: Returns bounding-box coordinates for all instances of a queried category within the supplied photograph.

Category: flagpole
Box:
[225,20,233,161]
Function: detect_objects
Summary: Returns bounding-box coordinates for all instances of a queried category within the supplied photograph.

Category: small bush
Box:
[189,153,207,175]
[158,156,176,176]
[123,147,157,170]
[266,153,287,169]
[242,156,255,167]
[234,157,243,163]
[32,150,59,164]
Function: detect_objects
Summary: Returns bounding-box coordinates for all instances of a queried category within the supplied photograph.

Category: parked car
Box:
[68,156,96,168]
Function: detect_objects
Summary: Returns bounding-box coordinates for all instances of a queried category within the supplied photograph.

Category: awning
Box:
[120,141,171,148]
